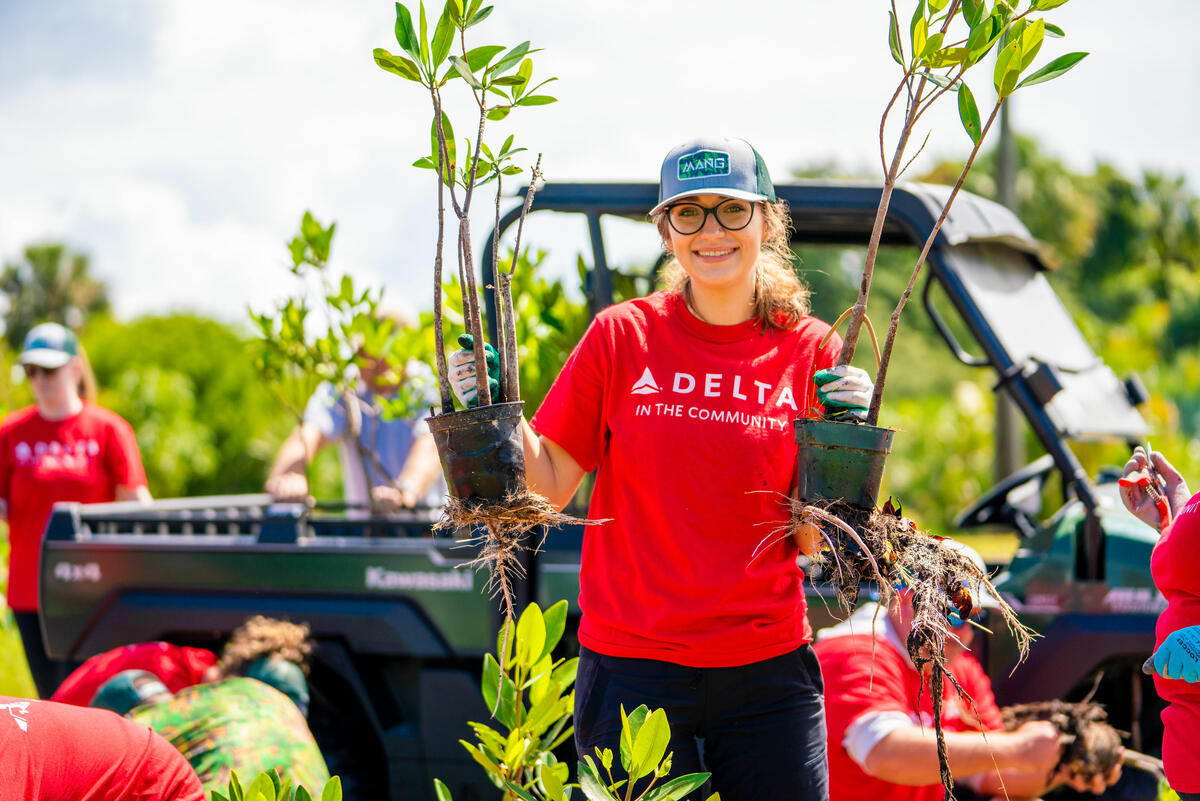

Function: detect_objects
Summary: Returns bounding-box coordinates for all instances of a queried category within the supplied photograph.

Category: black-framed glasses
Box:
[23,364,62,379]
[665,198,756,235]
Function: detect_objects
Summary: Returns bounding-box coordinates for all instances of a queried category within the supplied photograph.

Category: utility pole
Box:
[995,101,1026,481]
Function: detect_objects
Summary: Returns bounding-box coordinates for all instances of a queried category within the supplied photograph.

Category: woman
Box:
[1121,446,1200,800]
[0,322,150,696]
[450,137,873,799]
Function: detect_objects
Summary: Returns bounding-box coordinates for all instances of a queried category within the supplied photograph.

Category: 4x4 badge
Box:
[631,367,662,394]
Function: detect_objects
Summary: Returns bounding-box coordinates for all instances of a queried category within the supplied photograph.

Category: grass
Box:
[0,538,37,698]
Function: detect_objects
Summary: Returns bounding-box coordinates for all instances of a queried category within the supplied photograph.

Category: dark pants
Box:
[13,611,69,698]
[574,644,828,801]
[1179,793,1200,801]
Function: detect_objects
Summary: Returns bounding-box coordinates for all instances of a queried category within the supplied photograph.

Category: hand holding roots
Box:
[789,498,1037,800]
[1001,701,1125,783]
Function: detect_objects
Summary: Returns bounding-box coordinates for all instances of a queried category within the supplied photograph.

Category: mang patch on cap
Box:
[19,322,78,369]
[651,136,776,216]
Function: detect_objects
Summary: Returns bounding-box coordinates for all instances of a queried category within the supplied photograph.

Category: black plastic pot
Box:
[427,401,527,504]
[794,418,895,511]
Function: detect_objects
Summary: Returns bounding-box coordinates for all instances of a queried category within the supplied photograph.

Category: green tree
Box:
[0,243,109,349]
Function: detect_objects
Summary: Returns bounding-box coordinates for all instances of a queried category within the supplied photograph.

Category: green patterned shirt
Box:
[131,677,330,793]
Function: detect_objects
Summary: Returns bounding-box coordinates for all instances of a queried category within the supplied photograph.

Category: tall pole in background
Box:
[995,101,1026,481]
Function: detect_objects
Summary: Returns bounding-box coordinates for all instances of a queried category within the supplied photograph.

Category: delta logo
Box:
[677,150,729,180]
[630,367,662,394]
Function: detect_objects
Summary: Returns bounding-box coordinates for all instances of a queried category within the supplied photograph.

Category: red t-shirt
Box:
[815,623,1003,801]
[0,403,146,611]
[0,695,204,801]
[51,642,217,707]
[1152,491,1200,791]
[531,291,838,667]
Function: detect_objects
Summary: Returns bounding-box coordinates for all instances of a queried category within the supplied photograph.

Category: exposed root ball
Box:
[791,497,1037,801]
[436,489,587,621]
[1002,701,1124,780]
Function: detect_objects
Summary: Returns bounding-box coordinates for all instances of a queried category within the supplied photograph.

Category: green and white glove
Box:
[448,333,500,408]
[813,365,873,420]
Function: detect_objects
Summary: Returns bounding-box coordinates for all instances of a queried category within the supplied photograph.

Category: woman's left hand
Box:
[813,365,873,419]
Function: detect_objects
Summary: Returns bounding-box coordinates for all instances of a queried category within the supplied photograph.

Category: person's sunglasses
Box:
[665,198,755,235]
[23,364,62,379]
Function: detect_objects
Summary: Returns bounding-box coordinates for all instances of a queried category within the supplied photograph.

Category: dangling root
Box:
[1001,700,1125,781]
[789,496,1038,799]
[435,488,602,717]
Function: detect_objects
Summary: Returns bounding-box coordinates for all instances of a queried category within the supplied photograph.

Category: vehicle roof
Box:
[523,180,1051,269]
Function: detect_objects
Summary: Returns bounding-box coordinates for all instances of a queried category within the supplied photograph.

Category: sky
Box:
[1,0,1198,326]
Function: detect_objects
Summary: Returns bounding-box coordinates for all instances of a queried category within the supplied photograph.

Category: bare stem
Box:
[492,173,509,403]
[499,154,544,403]
[431,90,453,413]
[867,99,1003,425]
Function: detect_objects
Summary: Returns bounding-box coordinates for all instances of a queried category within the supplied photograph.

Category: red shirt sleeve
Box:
[530,314,613,473]
[103,411,148,489]
[819,635,914,732]
[0,422,12,507]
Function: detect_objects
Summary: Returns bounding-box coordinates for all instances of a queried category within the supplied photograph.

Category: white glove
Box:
[448,348,479,407]
[814,364,873,417]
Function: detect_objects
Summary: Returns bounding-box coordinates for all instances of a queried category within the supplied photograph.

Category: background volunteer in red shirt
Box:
[814,541,1121,801]
[1120,446,1200,800]
[449,137,874,800]
[51,640,217,707]
[0,694,204,801]
[0,322,151,697]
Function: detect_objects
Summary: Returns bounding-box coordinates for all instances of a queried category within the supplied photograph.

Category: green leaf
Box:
[503,783,540,801]
[539,760,567,800]
[920,31,944,59]
[924,47,970,68]
[431,3,454,67]
[919,71,959,89]
[631,708,670,781]
[928,0,949,11]
[993,37,1021,95]
[1019,19,1045,71]
[461,44,505,72]
[957,82,982,143]
[496,616,515,665]
[516,95,556,106]
[909,0,925,43]
[962,0,984,27]
[912,16,928,63]
[295,787,313,801]
[394,3,420,59]
[467,4,493,26]
[967,15,1003,61]
[372,48,422,81]
[887,10,903,65]
[431,110,456,184]
[246,773,276,801]
[433,778,453,801]
[491,41,532,76]
[516,602,546,667]
[1031,0,1072,8]
[418,2,430,66]
[481,651,502,711]
[461,741,503,776]
[319,777,341,801]
[486,106,512,121]
[642,774,713,801]
[619,704,649,773]
[491,75,526,86]
[447,55,483,89]
[577,760,621,801]
[1044,22,1065,38]
[541,599,568,659]
[1015,50,1088,89]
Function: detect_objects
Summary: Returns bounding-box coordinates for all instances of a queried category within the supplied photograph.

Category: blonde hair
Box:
[217,615,314,676]
[75,346,97,404]
[654,199,810,330]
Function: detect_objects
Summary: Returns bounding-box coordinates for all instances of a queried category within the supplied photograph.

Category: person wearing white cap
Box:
[0,322,151,696]
[814,540,1122,801]
[449,137,875,800]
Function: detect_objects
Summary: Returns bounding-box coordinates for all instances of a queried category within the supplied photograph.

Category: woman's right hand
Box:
[448,334,500,408]
[1007,720,1064,775]
[1119,446,1190,529]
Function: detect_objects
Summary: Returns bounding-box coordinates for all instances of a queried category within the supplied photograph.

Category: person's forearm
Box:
[865,728,1024,786]
[267,427,318,480]
[975,768,1054,799]
[116,485,152,503]
[520,418,582,511]
[397,434,443,496]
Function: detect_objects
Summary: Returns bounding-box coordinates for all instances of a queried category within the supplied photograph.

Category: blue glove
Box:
[1145,625,1200,683]
[813,365,873,420]
[448,333,500,408]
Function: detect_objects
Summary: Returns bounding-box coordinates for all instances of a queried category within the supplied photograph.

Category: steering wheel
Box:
[954,454,1056,537]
